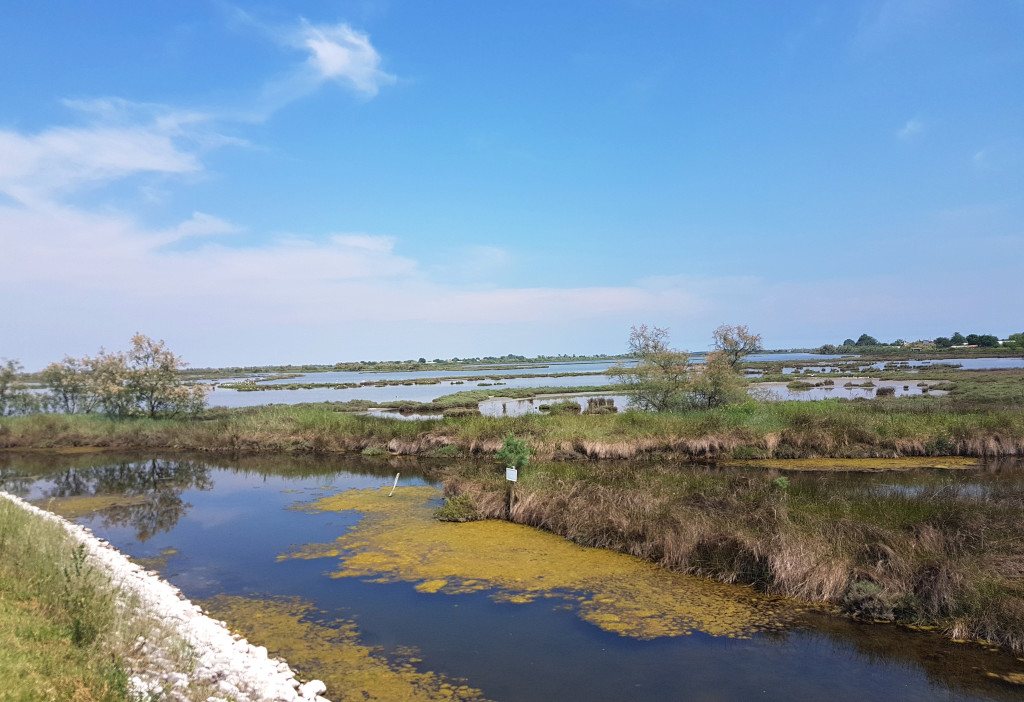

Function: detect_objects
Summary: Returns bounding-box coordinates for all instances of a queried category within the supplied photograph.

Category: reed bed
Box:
[440,457,1024,651]
[3,399,1024,459]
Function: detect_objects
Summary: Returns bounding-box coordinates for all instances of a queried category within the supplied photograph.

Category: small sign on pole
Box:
[506,467,518,482]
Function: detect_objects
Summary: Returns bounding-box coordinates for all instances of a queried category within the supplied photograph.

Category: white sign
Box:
[506,467,518,482]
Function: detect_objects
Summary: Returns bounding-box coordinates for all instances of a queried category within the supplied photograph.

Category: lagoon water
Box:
[204,353,1006,411]
[3,453,1024,702]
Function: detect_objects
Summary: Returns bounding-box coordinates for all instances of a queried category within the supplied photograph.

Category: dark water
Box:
[3,453,1024,702]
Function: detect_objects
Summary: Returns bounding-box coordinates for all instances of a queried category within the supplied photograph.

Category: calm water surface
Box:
[2,453,1023,701]
[204,353,1002,410]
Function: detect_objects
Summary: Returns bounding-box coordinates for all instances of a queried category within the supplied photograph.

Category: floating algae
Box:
[720,457,980,472]
[38,493,151,519]
[281,486,796,639]
[203,595,490,702]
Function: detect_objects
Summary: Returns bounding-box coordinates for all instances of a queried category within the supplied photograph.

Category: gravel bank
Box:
[0,490,331,702]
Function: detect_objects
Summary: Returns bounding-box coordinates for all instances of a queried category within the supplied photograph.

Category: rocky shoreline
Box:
[0,491,330,702]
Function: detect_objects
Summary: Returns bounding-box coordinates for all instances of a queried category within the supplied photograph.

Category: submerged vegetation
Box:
[283,485,797,639]
[203,595,491,702]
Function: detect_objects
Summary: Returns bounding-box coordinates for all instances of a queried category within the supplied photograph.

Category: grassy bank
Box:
[3,397,1024,459]
[438,458,1024,651]
[0,495,128,700]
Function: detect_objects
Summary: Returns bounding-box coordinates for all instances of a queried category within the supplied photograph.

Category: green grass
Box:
[3,369,1024,460]
[0,498,129,701]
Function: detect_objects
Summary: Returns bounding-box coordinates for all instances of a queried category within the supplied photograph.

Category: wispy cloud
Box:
[248,17,396,115]
[0,98,247,207]
[298,21,395,96]
[853,0,949,52]
[897,118,924,140]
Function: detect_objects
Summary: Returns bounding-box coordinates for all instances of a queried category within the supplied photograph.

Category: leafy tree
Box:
[123,334,207,418]
[950,332,967,345]
[41,356,100,414]
[933,336,952,348]
[38,335,206,418]
[711,324,762,368]
[612,324,755,411]
[976,334,999,348]
[689,351,746,408]
[842,339,856,347]
[855,334,880,346]
[85,349,138,417]
[0,359,37,416]
[610,325,690,412]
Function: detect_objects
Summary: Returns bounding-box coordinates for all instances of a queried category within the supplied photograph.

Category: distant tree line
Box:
[0,334,207,418]
[933,332,1003,348]
[817,331,1023,354]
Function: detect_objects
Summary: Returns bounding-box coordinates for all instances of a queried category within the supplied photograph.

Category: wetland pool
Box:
[4,453,1024,701]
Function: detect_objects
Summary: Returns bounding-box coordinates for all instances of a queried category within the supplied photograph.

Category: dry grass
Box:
[440,457,1024,651]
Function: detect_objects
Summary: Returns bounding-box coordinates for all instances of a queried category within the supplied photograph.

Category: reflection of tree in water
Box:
[0,470,37,498]
[39,459,212,541]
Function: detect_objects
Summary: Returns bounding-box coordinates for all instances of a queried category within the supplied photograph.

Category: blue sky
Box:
[1,1,1021,369]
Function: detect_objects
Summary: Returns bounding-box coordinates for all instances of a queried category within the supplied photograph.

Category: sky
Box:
[1,1,1022,370]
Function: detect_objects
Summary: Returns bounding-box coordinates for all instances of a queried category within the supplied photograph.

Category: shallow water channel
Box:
[3,453,1024,701]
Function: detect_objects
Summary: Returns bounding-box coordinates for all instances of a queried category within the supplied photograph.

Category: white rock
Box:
[0,491,332,702]
[299,679,328,698]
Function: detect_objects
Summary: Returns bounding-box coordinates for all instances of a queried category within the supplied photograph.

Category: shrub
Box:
[443,407,481,418]
[434,495,481,522]
[544,401,581,415]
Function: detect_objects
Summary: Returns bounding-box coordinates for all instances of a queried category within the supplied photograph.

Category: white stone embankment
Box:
[0,490,330,702]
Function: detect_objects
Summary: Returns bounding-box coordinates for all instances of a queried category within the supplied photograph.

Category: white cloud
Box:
[161,212,243,242]
[0,124,200,204]
[330,234,396,252]
[300,22,395,96]
[897,118,923,140]
[251,18,396,113]
[0,99,247,207]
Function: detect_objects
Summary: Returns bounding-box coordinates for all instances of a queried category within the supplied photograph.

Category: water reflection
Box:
[9,458,212,541]
[3,454,1024,701]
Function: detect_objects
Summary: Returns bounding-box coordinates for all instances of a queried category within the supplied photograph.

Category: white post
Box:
[388,472,400,497]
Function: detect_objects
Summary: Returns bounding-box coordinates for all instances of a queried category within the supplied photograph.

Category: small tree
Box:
[689,350,746,408]
[855,334,880,346]
[496,432,531,472]
[41,356,100,414]
[612,324,757,412]
[711,324,762,368]
[0,359,37,416]
[87,349,137,418]
[609,325,690,412]
[123,334,207,418]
